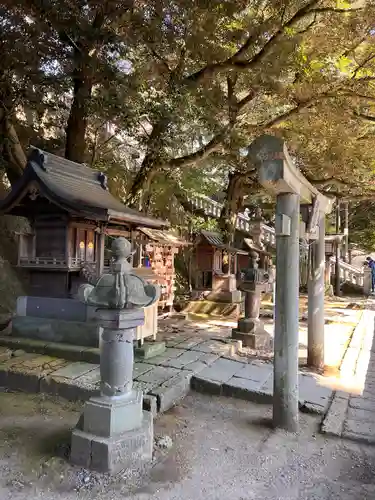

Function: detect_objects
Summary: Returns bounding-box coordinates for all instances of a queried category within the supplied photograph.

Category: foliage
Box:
[1,0,375,235]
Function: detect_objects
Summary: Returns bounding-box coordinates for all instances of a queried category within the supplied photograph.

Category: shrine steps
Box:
[0,335,100,364]
[183,300,241,319]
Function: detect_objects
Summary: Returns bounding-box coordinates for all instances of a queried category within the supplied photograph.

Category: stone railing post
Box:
[70,237,159,473]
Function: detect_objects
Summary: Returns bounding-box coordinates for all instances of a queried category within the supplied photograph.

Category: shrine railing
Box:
[18,256,94,269]
[188,193,276,246]
[330,257,365,287]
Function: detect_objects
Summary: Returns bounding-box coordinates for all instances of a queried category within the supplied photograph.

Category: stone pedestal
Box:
[232,288,271,349]
[71,308,153,473]
[232,250,272,349]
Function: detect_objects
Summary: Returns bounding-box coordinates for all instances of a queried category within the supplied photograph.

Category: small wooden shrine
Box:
[191,230,247,301]
[0,147,185,308]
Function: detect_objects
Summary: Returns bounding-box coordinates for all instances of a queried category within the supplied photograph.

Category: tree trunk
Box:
[126,116,170,208]
[0,108,27,184]
[219,172,245,244]
[65,72,92,163]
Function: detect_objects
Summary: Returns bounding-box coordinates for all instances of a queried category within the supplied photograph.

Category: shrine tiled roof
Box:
[200,231,248,254]
[0,147,168,229]
[138,227,188,246]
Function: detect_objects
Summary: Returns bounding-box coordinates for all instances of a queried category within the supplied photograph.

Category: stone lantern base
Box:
[71,391,153,473]
[232,318,273,350]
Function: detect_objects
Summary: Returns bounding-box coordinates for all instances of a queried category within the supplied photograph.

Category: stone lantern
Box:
[231,249,273,349]
[70,237,160,473]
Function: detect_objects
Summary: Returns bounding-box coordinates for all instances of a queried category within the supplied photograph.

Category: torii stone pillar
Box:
[248,135,332,431]
[70,237,160,473]
[307,214,325,369]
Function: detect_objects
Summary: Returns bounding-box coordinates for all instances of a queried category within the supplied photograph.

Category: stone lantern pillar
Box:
[232,250,272,349]
[70,237,160,473]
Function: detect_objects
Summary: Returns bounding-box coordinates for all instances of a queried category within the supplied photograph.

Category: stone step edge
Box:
[0,336,100,364]
[0,363,159,416]
[190,375,327,415]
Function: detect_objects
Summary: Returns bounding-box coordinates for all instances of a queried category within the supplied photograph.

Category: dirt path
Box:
[0,391,374,500]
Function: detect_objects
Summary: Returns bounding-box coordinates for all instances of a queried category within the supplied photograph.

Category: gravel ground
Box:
[0,391,375,500]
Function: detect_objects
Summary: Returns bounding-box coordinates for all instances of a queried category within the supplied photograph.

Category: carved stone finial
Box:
[29,148,47,171]
[78,237,160,309]
[98,172,108,190]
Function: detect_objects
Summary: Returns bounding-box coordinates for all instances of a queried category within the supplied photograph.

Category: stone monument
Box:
[70,237,160,473]
[232,249,272,349]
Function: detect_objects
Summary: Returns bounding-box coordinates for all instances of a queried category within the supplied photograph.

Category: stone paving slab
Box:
[193,358,335,415]
[321,305,375,442]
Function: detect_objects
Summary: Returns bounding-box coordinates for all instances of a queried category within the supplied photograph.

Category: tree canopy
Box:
[1,0,375,241]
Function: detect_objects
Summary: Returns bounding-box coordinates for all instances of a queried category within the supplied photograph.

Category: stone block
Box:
[142,348,184,366]
[42,342,85,362]
[298,373,333,409]
[6,370,41,393]
[51,362,97,380]
[136,366,180,385]
[341,430,375,445]
[181,361,204,374]
[234,362,273,383]
[150,372,192,412]
[133,362,154,379]
[349,397,375,411]
[190,376,222,396]
[82,348,100,364]
[83,391,143,437]
[190,340,237,356]
[161,350,203,369]
[174,337,205,349]
[344,419,375,437]
[70,411,153,474]
[222,376,272,404]
[12,316,99,348]
[143,394,158,417]
[134,341,166,360]
[231,329,273,349]
[321,395,348,437]
[347,407,375,422]
[197,358,244,383]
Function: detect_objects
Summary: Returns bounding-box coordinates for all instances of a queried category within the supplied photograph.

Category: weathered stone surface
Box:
[83,391,143,437]
[234,362,273,383]
[71,411,153,473]
[161,350,203,369]
[190,376,223,396]
[142,348,184,366]
[344,419,375,436]
[222,376,272,403]
[174,337,205,349]
[134,341,166,360]
[341,430,375,444]
[191,340,236,356]
[299,373,333,409]
[198,358,243,383]
[321,395,348,437]
[347,407,375,422]
[349,397,375,411]
[143,394,158,417]
[133,362,154,379]
[43,342,89,362]
[136,366,180,385]
[51,362,96,380]
[12,316,99,347]
[150,372,192,412]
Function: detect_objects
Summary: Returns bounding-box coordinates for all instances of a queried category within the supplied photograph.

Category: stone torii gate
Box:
[247,135,333,432]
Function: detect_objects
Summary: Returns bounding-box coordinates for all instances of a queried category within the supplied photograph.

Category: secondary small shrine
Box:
[0,147,185,309]
[190,230,247,303]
